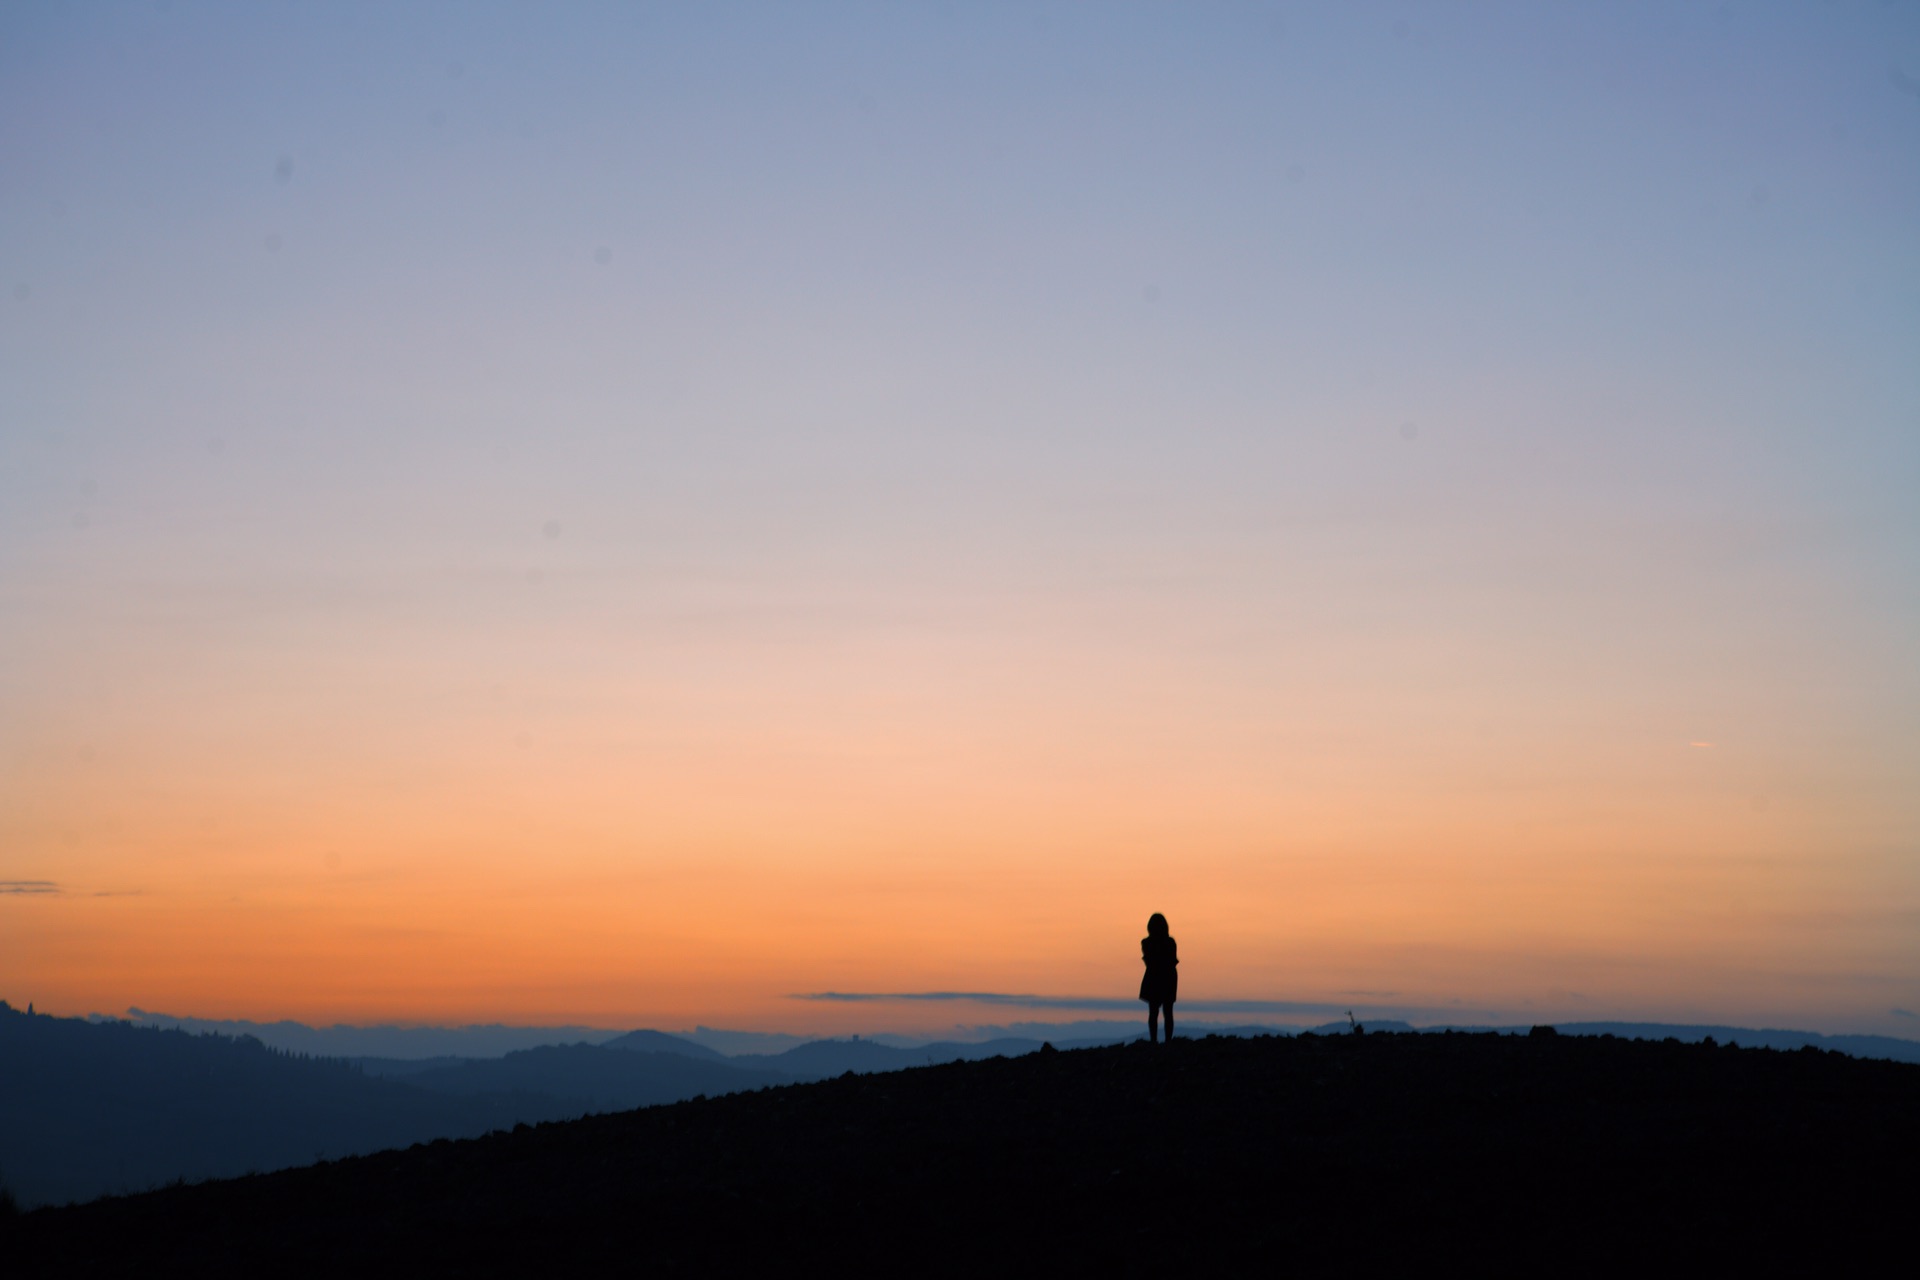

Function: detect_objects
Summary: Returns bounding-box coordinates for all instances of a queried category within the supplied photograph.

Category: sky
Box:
[3,1,1917,1038]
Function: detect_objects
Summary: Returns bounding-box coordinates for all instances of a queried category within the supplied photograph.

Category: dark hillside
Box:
[736,1034,1057,1080]
[8,1030,1915,1273]
[1551,1021,1920,1063]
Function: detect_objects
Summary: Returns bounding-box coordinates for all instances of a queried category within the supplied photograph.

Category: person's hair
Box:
[1147,912,1169,938]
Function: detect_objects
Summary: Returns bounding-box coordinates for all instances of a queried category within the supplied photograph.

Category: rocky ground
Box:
[9,1029,1915,1274]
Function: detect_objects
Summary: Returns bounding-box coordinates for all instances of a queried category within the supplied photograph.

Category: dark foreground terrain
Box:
[8,1030,1916,1273]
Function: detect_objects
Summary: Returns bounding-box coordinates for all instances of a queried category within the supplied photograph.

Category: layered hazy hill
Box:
[0,1005,774,1208]
[9,1029,1915,1273]
[390,1044,788,1110]
[9,999,1918,1214]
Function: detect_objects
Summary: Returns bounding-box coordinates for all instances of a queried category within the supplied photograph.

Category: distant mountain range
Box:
[392,1044,789,1111]
[6,998,1916,1210]
[115,1009,629,1058]
[1,1003,577,1209]
[110,1007,1920,1065]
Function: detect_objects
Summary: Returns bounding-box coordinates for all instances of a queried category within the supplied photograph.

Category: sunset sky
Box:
[3,2,1917,1038]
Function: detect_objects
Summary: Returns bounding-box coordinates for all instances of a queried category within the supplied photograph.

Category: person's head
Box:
[1147,912,1169,938]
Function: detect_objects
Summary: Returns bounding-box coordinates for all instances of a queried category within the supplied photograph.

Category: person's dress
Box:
[1139,935,1178,1005]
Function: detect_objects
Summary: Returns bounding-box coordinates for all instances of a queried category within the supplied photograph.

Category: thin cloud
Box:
[1894,1009,1917,1019]
[798,991,1127,1009]
[0,881,141,898]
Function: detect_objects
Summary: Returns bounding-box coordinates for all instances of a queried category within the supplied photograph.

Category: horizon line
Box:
[795,991,1462,1016]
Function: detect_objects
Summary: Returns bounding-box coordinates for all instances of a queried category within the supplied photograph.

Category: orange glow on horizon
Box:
[7,623,1911,1036]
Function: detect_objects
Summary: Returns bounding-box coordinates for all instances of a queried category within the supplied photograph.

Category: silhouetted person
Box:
[1140,912,1178,1043]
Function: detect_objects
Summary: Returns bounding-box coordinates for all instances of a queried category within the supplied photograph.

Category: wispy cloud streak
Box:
[0,880,60,895]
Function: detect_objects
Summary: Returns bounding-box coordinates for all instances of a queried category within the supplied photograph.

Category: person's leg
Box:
[1164,1005,1174,1041]
[1147,1005,1160,1043]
